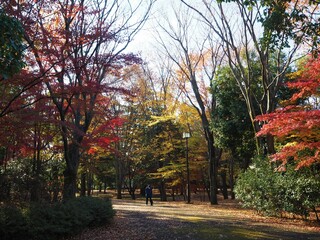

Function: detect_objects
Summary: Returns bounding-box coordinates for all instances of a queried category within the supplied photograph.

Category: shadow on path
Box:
[112,199,320,240]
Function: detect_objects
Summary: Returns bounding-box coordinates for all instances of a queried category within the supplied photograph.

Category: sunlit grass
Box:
[176,215,205,222]
[177,226,276,240]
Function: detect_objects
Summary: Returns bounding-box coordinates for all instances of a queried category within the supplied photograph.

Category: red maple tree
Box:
[2,0,152,199]
[256,56,320,169]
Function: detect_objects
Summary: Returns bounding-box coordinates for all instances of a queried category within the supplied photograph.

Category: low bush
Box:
[280,167,320,218]
[0,205,30,240]
[0,197,115,240]
[235,156,320,219]
[234,156,282,216]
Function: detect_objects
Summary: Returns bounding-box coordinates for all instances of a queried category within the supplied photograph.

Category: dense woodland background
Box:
[0,1,320,237]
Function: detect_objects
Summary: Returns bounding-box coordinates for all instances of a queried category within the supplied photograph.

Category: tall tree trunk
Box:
[63,143,80,200]
[189,78,218,204]
[63,169,77,200]
[116,156,123,199]
[31,126,41,202]
[209,155,218,204]
[229,157,235,200]
[206,128,218,205]
[220,170,228,200]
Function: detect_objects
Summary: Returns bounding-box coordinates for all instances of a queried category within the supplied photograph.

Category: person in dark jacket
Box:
[145,184,153,205]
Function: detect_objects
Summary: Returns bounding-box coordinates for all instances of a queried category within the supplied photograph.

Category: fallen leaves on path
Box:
[67,198,320,240]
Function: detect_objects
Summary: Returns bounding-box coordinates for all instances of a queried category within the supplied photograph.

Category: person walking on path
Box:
[145,184,153,206]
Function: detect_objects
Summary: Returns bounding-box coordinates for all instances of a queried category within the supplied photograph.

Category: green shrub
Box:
[0,205,29,240]
[234,156,282,215]
[0,197,115,240]
[234,156,320,218]
[72,196,115,227]
[280,167,320,218]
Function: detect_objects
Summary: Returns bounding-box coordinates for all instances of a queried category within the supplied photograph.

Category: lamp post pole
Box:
[183,132,191,203]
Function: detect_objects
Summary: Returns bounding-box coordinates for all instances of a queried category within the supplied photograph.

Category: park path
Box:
[71,198,320,240]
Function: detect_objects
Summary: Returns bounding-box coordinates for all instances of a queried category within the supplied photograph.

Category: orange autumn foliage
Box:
[256,56,320,169]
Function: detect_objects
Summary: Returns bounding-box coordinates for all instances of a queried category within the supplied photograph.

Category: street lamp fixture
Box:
[183,132,191,203]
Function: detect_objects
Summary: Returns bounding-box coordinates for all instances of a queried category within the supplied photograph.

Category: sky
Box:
[126,0,183,59]
[126,0,239,62]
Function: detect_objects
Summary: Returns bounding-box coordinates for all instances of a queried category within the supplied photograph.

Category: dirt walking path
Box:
[71,198,320,240]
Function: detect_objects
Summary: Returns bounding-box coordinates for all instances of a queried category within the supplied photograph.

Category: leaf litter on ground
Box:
[66,197,320,240]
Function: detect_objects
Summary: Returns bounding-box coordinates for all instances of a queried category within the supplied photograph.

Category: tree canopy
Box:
[0,0,319,225]
[0,10,25,79]
[257,56,320,169]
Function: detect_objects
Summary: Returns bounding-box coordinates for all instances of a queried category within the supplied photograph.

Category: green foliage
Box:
[0,206,29,240]
[234,156,281,215]
[219,0,320,52]
[235,156,320,218]
[0,197,115,240]
[0,10,25,79]
[279,167,320,217]
[140,113,185,189]
[211,66,256,168]
[0,156,64,202]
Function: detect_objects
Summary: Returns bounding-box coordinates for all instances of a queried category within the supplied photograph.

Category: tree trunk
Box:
[87,172,92,196]
[80,172,86,196]
[116,156,123,199]
[30,126,42,202]
[63,169,78,200]
[159,181,167,201]
[229,157,235,200]
[104,181,107,193]
[207,131,218,205]
[220,171,228,200]
[171,187,175,201]
[63,143,80,200]
[209,157,218,204]
[51,165,60,202]
[266,134,276,154]
[201,167,210,201]
[129,188,136,200]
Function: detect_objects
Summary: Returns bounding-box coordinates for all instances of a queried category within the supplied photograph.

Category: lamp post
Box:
[183,132,191,203]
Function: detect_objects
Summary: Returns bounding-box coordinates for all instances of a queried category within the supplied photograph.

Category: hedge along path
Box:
[70,198,320,240]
